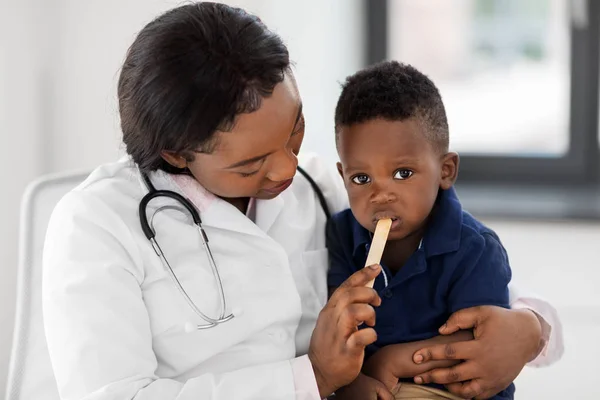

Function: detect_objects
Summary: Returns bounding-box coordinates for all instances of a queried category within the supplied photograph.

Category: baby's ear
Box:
[440,152,459,190]
[336,162,344,179]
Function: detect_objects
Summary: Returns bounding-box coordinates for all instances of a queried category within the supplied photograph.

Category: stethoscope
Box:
[138,166,330,331]
[139,171,234,330]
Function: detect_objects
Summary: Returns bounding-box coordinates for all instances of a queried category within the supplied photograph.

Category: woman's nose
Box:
[266,149,297,182]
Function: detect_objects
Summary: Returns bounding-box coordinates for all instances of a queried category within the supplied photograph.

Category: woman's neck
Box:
[224,197,250,214]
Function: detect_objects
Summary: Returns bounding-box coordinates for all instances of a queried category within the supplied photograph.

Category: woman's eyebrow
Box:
[225,102,303,170]
[224,153,270,169]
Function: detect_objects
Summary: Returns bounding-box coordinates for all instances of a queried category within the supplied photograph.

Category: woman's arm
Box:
[411,306,544,399]
[508,285,564,367]
[407,290,564,399]
[406,233,546,399]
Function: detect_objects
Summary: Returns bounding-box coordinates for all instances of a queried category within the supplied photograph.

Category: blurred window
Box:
[367,0,600,184]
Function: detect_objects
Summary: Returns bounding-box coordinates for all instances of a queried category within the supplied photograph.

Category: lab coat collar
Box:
[139,167,287,238]
[254,191,286,234]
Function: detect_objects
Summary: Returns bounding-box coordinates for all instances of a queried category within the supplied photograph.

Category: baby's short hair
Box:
[334,60,449,153]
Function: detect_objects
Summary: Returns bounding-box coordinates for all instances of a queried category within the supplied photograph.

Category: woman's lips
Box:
[263,178,293,195]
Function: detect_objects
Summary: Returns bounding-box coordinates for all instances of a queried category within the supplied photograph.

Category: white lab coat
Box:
[42,152,348,400]
[42,152,562,400]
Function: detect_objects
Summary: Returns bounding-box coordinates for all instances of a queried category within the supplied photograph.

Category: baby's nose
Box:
[371,189,397,204]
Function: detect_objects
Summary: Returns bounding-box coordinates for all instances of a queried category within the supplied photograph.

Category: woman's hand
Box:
[411,306,543,399]
[308,265,383,398]
[334,373,394,400]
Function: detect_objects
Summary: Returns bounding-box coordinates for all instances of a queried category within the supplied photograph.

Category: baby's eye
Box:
[351,174,371,185]
[394,169,413,180]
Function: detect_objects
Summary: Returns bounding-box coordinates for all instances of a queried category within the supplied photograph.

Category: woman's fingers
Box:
[340,303,377,328]
[414,361,480,385]
[337,286,382,307]
[445,379,486,399]
[438,306,485,334]
[337,264,382,289]
[346,327,378,351]
[307,266,385,396]
[413,340,479,364]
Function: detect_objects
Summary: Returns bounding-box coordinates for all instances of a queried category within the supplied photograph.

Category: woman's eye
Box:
[351,174,371,185]
[237,158,266,177]
[394,169,413,180]
[239,170,259,178]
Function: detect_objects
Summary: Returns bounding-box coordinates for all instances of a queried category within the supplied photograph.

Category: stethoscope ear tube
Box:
[139,173,203,240]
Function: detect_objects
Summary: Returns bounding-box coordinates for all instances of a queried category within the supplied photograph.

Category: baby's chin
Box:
[359,218,420,242]
[385,229,412,242]
[385,225,425,243]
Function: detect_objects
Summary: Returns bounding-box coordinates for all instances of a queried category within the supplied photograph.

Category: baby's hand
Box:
[334,372,394,400]
[363,345,405,390]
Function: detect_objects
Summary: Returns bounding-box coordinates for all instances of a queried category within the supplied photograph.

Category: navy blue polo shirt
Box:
[326,187,514,399]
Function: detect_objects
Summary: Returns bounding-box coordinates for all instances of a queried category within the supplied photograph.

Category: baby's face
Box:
[336,118,446,241]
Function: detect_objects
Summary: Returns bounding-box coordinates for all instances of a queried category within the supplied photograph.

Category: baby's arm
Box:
[362,331,473,390]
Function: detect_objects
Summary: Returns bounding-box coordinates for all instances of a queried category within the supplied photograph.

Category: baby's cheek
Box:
[348,199,371,229]
[407,195,434,223]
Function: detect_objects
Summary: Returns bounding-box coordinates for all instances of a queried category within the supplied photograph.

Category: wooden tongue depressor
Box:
[364,218,392,288]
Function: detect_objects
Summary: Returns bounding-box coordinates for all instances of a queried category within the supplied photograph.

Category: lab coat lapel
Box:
[202,199,264,237]
[254,190,287,234]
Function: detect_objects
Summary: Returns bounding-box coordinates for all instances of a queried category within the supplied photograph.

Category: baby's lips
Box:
[372,211,397,224]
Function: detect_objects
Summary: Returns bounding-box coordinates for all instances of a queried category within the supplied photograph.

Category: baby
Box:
[327,61,514,400]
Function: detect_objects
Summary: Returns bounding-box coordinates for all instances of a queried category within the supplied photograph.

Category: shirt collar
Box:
[423,187,463,257]
[351,187,463,259]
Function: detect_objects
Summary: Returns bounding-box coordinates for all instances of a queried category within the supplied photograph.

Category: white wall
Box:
[48,0,363,172]
[0,0,56,394]
[1,1,597,399]
[0,0,364,395]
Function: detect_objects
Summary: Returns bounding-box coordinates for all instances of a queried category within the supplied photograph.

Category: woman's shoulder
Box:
[296,152,349,214]
[50,157,145,227]
[73,156,143,195]
[44,157,148,284]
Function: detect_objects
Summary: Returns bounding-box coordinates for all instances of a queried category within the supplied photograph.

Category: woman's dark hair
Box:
[118,2,290,172]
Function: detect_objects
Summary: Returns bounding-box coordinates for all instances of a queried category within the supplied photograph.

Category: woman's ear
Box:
[160,150,188,169]
[440,152,459,190]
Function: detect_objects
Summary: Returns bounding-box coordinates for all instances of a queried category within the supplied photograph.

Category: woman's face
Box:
[164,72,305,201]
